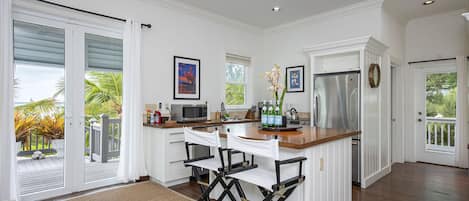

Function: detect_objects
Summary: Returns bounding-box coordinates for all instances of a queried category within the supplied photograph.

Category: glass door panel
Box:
[13,21,66,195]
[415,66,457,166]
[84,33,123,183]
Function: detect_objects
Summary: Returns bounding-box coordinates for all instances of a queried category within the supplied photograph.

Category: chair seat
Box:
[185,158,221,172]
[229,166,300,192]
[229,168,278,191]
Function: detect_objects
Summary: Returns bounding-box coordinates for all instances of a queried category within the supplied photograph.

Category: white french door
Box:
[414,61,457,166]
[14,10,123,201]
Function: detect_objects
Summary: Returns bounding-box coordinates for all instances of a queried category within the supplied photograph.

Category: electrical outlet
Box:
[320,158,324,171]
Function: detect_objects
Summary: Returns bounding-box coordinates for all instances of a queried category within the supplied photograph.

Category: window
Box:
[225,54,250,107]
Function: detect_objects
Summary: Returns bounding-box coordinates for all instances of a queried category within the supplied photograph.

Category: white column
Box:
[455,56,468,168]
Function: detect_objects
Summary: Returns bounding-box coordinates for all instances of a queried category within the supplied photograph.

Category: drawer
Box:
[167,131,185,141]
[166,160,191,181]
[167,139,187,162]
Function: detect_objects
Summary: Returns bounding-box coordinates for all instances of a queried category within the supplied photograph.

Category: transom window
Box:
[225,54,250,107]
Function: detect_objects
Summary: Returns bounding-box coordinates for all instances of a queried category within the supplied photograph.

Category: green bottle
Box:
[261,100,268,128]
[267,100,274,127]
[274,100,281,127]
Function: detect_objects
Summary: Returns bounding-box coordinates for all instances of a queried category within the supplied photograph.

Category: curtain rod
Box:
[36,0,152,28]
[408,57,456,65]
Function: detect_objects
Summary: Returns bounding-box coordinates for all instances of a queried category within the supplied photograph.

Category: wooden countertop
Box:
[196,123,360,149]
[143,119,260,128]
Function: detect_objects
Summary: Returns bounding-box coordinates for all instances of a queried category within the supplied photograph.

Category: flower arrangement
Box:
[264,64,286,114]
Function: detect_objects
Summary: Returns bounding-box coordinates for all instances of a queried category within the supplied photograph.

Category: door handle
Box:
[418,118,422,122]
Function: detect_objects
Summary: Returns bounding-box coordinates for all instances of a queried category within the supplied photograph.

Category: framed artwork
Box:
[173,56,200,100]
[286,65,304,93]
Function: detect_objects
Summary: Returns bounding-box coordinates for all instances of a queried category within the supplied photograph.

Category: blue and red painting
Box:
[289,70,301,89]
[178,63,197,94]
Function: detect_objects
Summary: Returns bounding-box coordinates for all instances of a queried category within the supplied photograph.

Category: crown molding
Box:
[463,12,469,21]
[265,0,384,33]
[304,35,388,56]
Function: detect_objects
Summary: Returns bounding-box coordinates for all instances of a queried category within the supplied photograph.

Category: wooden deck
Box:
[18,156,119,195]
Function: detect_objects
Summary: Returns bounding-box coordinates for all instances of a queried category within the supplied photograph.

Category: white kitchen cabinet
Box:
[311,51,361,74]
[144,127,192,187]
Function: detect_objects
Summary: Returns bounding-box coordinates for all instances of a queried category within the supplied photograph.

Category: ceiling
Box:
[384,0,469,22]
[168,0,366,28]
[166,0,469,28]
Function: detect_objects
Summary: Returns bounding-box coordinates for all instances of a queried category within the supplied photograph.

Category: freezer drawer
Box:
[352,139,361,185]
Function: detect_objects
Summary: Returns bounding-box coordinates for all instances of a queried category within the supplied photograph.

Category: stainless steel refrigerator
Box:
[313,71,361,185]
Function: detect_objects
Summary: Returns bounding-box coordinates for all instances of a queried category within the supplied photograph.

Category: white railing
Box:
[426,117,456,153]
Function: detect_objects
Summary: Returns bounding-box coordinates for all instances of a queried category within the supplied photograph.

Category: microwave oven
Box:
[171,104,208,123]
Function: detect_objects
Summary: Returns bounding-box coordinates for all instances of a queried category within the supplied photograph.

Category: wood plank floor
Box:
[18,157,119,195]
[170,162,469,201]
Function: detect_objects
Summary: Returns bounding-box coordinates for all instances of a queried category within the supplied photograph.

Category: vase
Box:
[282,116,287,127]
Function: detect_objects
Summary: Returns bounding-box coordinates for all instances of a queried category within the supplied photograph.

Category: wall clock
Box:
[368,63,381,88]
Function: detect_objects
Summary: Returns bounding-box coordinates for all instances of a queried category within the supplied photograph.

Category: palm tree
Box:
[15,98,57,115]
[55,71,122,115]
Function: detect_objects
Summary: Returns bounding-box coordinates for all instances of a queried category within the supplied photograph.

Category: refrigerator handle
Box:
[313,94,317,126]
[314,94,320,126]
[317,95,320,124]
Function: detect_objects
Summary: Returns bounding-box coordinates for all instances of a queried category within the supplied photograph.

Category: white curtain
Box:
[0,0,18,200]
[117,19,147,182]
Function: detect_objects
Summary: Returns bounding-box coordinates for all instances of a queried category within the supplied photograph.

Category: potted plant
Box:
[264,64,287,127]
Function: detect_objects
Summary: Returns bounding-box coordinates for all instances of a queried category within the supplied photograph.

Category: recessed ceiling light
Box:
[272,6,280,12]
[423,0,435,5]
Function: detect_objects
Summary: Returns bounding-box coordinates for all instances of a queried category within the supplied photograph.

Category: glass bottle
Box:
[274,100,281,127]
[267,100,274,127]
[261,100,268,128]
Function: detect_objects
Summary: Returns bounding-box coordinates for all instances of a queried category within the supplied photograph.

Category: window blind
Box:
[226,53,251,67]
[85,33,123,71]
[13,21,65,66]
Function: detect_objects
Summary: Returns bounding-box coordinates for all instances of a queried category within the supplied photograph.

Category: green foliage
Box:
[15,98,57,115]
[15,71,122,147]
[225,83,245,105]
[85,72,122,115]
[425,73,457,118]
[54,71,122,119]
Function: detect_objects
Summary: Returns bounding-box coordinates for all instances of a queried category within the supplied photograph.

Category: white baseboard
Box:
[150,177,189,187]
[361,165,391,188]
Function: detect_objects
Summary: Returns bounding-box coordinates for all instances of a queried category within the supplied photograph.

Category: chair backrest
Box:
[184,127,221,148]
[227,131,279,160]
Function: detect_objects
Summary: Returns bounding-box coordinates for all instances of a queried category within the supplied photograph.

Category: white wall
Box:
[403,10,469,165]
[379,7,406,164]
[406,10,468,62]
[379,9,406,62]
[255,1,383,112]
[46,0,264,112]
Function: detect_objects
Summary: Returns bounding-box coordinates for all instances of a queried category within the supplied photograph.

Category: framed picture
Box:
[173,56,200,100]
[286,65,304,93]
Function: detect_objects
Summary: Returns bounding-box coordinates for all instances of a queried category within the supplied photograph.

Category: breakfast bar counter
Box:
[196,123,360,149]
[196,123,360,201]
[144,122,360,201]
